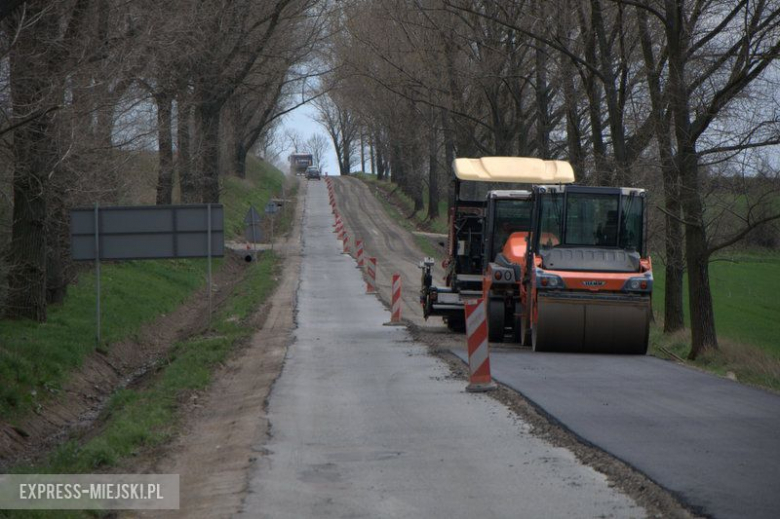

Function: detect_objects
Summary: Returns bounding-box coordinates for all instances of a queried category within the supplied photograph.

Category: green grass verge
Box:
[0,157,287,421]
[222,159,288,238]
[2,252,281,519]
[650,250,780,391]
[652,251,780,357]
[354,173,449,235]
[0,260,207,420]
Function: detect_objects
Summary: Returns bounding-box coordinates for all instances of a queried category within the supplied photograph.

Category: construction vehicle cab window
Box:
[535,187,646,255]
[490,197,532,259]
[420,157,652,354]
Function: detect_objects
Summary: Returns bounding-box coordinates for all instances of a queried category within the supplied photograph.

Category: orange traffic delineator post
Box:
[383,274,403,326]
[391,274,402,322]
[464,298,497,393]
[356,240,364,268]
[366,257,377,294]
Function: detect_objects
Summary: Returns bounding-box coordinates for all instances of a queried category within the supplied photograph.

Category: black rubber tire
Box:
[446,315,466,333]
[488,298,505,343]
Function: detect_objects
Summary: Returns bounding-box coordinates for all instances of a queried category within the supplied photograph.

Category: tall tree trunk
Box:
[340,134,351,176]
[578,4,610,184]
[178,97,197,203]
[591,0,628,185]
[155,92,175,205]
[662,188,686,333]
[534,36,551,158]
[636,8,685,332]
[369,134,376,175]
[234,143,248,179]
[427,124,439,221]
[360,129,366,173]
[197,103,221,203]
[390,143,404,186]
[680,149,717,358]
[557,6,585,173]
[7,20,57,321]
[375,133,385,181]
[441,107,457,208]
[665,0,717,357]
[45,189,69,305]
[232,97,247,179]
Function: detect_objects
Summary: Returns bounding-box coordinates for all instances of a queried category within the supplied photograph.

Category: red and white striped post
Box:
[390,274,402,322]
[342,234,350,254]
[356,240,364,268]
[366,257,377,294]
[464,298,497,393]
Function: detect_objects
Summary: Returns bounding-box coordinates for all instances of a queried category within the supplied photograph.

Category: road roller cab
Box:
[527,184,652,354]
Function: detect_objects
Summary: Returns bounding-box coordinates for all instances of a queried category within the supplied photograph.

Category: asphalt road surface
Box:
[331,176,780,519]
[450,349,780,519]
[240,181,644,518]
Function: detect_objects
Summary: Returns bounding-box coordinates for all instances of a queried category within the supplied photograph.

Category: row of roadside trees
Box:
[0,0,330,322]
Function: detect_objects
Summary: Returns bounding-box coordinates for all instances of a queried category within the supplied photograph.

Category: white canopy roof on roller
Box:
[453,157,575,184]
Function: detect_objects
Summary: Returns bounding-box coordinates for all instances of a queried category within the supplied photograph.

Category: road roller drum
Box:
[533,292,651,354]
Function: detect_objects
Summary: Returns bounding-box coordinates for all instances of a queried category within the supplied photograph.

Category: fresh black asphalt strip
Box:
[451,348,780,519]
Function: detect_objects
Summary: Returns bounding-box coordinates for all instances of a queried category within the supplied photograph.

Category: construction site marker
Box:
[366,257,377,294]
[356,240,364,268]
[384,274,403,326]
[464,298,497,393]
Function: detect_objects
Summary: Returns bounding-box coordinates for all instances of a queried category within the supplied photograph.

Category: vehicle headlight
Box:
[622,276,652,293]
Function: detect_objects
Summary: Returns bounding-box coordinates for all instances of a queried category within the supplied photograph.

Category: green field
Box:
[652,251,780,357]
[0,157,287,420]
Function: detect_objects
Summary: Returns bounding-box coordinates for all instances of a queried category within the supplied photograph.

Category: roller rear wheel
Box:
[488,298,505,343]
[446,314,465,333]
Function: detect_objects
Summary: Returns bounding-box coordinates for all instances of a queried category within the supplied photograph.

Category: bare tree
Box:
[313,94,359,175]
[305,133,329,168]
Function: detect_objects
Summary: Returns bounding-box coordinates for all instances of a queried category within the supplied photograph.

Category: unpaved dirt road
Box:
[333,176,780,519]
[239,180,645,518]
[330,176,446,330]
